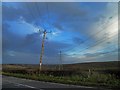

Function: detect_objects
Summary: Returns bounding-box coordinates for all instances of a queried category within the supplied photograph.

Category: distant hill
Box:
[63,61,120,70]
[3,61,120,71]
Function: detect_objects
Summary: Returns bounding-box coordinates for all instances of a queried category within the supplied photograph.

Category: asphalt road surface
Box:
[2,75,110,90]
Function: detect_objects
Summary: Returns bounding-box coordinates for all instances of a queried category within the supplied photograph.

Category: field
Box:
[2,61,120,89]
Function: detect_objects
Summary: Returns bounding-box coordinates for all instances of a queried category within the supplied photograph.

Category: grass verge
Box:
[2,71,120,89]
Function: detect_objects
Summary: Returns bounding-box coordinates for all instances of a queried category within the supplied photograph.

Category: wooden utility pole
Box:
[39,30,46,73]
[39,30,51,73]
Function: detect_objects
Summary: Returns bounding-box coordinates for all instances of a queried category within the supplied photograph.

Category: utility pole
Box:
[39,30,51,73]
[59,51,62,71]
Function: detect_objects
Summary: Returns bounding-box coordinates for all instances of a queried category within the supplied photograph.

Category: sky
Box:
[2,2,118,64]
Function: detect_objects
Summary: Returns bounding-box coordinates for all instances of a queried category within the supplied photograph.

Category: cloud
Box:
[2,2,118,64]
[3,50,40,64]
[64,51,118,64]
[23,32,41,46]
[53,23,63,30]
[2,4,24,21]
[2,23,24,52]
[2,22,71,64]
[78,3,118,53]
[2,2,88,31]
[72,37,84,45]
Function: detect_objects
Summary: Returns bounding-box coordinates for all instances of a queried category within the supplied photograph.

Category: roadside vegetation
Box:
[2,61,120,89]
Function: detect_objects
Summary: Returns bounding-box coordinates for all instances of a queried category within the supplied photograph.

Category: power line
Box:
[35,2,46,29]
[25,3,37,23]
[37,3,52,72]
[68,31,117,54]
[35,2,53,33]
[25,2,53,71]
[45,2,53,32]
[66,33,117,56]
[25,2,47,30]
[46,2,50,25]
[65,22,118,52]
[24,3,118,64]
[78,42,118,56]
[63,45,118,57]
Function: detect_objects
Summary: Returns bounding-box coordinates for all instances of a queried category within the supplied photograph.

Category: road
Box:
[2,75,109,90]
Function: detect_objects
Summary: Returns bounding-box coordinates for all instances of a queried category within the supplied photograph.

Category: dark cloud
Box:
[2,23,24,52]
[2,2,41,24]
[53,23,63,30]
[2,22,71,64]
[3,5,24,21]
[23,32,41,46]
[2,2,88,30]
[2,2,87,54]
[49,2,87,21]
[73,37,84,45]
